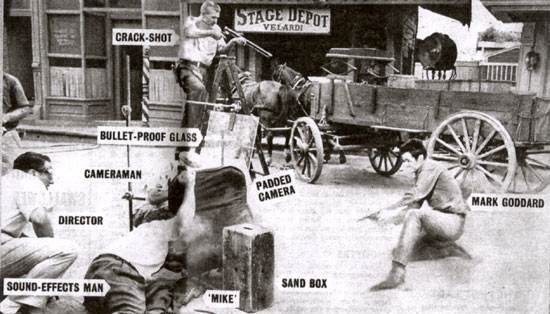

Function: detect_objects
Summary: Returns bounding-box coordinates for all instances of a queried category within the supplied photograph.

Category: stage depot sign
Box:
[234,8,330,34]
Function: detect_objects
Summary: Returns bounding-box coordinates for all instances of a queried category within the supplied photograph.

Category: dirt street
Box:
[16,141,550,314]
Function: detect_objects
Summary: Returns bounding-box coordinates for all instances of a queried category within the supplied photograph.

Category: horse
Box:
[231,71,300,166]
[272,64,347,164]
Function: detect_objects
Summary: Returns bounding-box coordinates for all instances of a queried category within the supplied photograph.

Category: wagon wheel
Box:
[290,117,324,183]
[427,111,516,194]
[369,146,403,176]
[507,145,550,194]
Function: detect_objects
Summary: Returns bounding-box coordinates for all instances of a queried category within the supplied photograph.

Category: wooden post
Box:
[223,223,274,313]
[142,46,150,126]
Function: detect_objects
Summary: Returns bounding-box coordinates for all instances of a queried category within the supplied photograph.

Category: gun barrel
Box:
[224,27,273,58]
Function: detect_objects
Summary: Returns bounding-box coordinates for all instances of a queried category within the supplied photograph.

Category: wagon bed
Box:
[308,81,550,144]
[289,80,550,193]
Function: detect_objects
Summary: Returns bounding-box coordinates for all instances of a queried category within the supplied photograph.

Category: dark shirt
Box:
[409,159,470,215]
[3,73,30,130]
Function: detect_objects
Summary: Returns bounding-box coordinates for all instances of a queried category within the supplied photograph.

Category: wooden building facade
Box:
[4,0,470,124]
[481,0,550,98]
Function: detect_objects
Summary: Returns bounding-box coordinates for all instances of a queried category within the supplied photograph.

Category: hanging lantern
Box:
[525,47,540,71]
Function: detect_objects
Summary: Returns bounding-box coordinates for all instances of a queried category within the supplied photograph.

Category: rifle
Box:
[223,27,273,59]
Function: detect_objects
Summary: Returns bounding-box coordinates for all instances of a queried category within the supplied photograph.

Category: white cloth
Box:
[100,218,177,281]
[1,170,50,243]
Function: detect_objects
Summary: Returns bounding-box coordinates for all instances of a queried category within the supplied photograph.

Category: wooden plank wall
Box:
[50,67,83,98]
[150,69,185,104]
[85,68,107,98]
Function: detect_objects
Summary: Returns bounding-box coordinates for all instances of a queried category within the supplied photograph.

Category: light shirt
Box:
[178,16,226,66]
[101,218,177,281]
[101,172,196,280]
[3,73,30,130]
[1,170,49,243]
[411,159,470,214]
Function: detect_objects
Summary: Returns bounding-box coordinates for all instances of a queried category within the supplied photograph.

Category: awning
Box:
[182,0,472,25]
[480,0,550,22]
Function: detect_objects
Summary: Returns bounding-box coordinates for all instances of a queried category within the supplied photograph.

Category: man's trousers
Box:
[0,237,78,308]
[84,254,175,314]
[393,208,466,265]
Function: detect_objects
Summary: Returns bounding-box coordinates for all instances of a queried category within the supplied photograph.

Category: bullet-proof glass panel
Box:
[85,13,106,57]
[46,0,79,10]
[48,15,81,54]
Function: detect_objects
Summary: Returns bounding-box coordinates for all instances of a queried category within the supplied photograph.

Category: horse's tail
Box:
[276,85,298,124]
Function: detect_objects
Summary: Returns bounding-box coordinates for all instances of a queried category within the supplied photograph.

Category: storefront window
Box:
[84,0,106,7]
[85,14,106,57]
[110,0,141,8]
[9,0,30,10]
[145,0,179,11]
[48,15,81,55]
[47,0,79,10]
[146,16,179,58]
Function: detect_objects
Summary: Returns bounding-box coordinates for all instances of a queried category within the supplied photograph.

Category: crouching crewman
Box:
[1,152,79,314]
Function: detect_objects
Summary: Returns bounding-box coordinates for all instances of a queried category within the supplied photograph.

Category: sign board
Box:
[112,28,179,46]
[234,8,331,34]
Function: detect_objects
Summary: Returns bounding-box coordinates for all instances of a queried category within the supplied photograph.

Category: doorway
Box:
[112,20,143,120]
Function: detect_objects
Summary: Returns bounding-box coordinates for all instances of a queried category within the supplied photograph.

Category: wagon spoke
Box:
[478,144,506,159]
[383,154,389,171]
[454,168,464,179]
[388,153,396,168]
[520,165,531,191]
[525,157,550,170]
[475,130,497,155]
[293,136,304,147]
[475,165,503,187]
[377,154,384,170]
[297,125,307,142]
[308,153,318,169]
[301,157,308,175]
[372,149,381,158]
[307,136,314,148]
[446,124,467,153]
[436,138,462,156]
[471,119,481,153]
[448,164,460,170]
[526,163,545,183]
[477,160,509,168]
[431,154,459,162]
[306,156,311,177]
[388,149,399,158]
[461,118,470,152]
[297,153,306,166]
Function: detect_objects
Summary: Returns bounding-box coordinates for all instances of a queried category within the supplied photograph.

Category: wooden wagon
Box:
[290,79,550,194]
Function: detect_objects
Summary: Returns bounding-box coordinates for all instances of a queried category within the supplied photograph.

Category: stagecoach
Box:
[273,49,550,194]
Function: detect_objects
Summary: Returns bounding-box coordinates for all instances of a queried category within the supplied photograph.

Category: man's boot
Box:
[370,261,406,291]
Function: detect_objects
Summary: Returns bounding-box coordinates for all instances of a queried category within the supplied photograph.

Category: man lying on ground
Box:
[83,152,200,314]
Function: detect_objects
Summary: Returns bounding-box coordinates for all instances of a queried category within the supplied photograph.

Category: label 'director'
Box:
[3,279,110,297]
[97,126,202,147]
